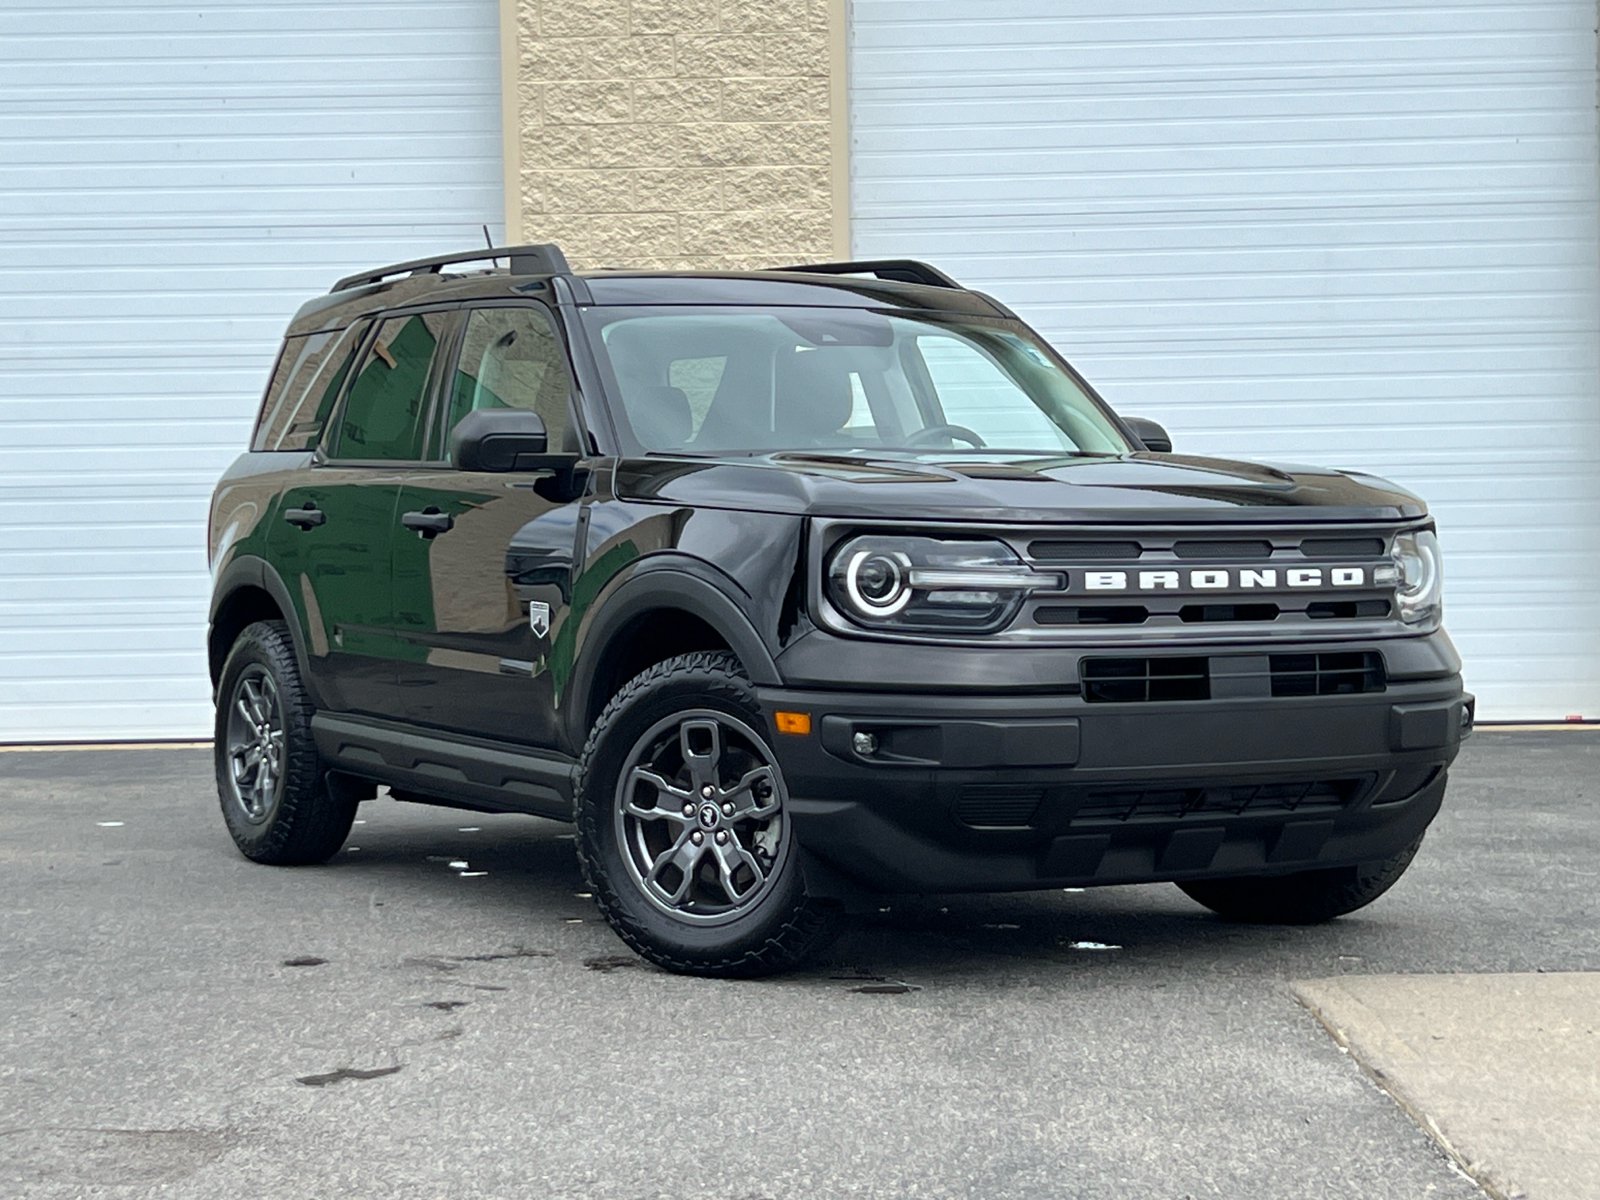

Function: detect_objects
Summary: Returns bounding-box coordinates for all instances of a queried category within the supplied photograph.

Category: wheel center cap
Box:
[697,803,720,829]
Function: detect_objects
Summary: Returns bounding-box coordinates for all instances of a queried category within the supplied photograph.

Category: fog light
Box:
[852,731,879,756]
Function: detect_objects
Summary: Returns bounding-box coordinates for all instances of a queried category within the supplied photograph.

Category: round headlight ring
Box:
[844,549,912,616]
[1391,529,1441,624]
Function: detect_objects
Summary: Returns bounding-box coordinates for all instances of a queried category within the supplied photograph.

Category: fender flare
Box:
[208,554,325,708]
[565,559,781,745]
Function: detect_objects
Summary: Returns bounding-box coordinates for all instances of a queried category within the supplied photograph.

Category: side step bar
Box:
[311,713,576,821]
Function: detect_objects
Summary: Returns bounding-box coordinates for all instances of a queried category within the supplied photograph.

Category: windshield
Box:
[580,306,1131,456]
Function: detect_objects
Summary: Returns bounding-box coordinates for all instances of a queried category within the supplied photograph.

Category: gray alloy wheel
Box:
[613,708,790,925]
[213,619,358,866]
[573,651,841,977]
[223,664,286,825]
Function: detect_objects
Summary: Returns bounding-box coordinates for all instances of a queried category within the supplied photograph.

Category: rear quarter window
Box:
[251,324,364,452]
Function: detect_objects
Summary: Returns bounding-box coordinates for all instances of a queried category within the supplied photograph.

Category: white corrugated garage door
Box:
[850,0,1600,720]
[0,1,503,741]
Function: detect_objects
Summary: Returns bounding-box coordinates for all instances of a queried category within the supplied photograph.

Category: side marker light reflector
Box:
[774,711,811,735]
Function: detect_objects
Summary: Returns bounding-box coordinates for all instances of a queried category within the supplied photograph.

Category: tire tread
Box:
[573,651,840,977]
[215,620,356,866]
[1176,833,1424,924]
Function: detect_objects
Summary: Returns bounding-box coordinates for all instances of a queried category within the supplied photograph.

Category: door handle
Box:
[283,504,325,529]
[401,507,454,538]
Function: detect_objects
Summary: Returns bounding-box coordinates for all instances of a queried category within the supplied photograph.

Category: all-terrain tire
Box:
[574,651,841,977]
[214,619,357,865]
[1176,833,1425,924]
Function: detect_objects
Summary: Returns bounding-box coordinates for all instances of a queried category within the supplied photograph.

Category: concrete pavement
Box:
[1,730,1597,1197]
[1294,973,1600,1200]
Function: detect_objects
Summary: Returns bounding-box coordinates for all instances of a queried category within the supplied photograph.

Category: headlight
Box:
[826,535,1062,632]
[1386,528,1442,625]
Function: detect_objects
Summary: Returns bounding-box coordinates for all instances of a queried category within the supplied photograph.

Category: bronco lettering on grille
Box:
[1080,567,1368,592]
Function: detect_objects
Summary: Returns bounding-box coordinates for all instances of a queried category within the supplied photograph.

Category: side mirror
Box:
[450,408,553,472]
[1123,416,1172,454]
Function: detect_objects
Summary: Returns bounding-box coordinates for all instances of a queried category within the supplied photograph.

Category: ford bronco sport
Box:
[208,244,1470,976]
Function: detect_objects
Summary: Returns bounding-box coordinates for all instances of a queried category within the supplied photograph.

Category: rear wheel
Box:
[574,652,840,977]
[1176,833,1425,924]
[214,620,356,865]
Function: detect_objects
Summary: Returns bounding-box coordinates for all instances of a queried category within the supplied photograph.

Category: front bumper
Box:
[756,674,1469,895]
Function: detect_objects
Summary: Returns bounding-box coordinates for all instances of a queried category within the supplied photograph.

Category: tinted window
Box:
[252,324,364,452]
[328,311,448,461]
[252,340,298,448]
[443,306,572,462]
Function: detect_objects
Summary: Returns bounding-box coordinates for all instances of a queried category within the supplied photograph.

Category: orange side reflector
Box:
[774,711,811,735]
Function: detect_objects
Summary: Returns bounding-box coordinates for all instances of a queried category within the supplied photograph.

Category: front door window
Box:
[443,305,574,456]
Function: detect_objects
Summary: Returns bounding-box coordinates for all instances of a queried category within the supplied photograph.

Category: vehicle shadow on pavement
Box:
[320,798,1403,985]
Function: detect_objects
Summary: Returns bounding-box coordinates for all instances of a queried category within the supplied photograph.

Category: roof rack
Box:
[776,258,962,290]
[331,243,571,294]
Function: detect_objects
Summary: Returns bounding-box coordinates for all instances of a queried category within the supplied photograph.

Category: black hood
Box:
[612,451,1426,526]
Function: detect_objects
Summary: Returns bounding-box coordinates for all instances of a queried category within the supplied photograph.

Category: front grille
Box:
[1173,539,1272,560]
[1035,604,1149,626]
[1015,525,1401,631]
[1307,599,1390,620]
[1299,537,1385,559]
[1178,603,1279,623]
[956,785,1045,827]
[1269,651,1385,696]
[1033,599,1385,626]
[1082,656,1209,702]
[1029,539,1141,561]
[1072,778,1362,824]
[1080,652,1386,701]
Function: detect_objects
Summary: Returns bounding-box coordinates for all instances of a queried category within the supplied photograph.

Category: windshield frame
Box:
[577,303,1135,459]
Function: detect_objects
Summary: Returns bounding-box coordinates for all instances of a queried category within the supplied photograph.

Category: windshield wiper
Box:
[878,447,1121,459]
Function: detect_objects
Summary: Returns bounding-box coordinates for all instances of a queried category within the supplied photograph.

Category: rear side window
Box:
[327,311,449,461]
[251,325,363,452]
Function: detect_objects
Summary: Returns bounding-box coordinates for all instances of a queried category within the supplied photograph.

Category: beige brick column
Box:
[501,0,848,270]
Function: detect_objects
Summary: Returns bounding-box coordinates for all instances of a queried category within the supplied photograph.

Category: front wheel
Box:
[1176,833,1425,924]
[574,652,840,977]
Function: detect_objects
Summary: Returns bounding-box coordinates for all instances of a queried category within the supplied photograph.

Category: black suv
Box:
[208,244,1470,976]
